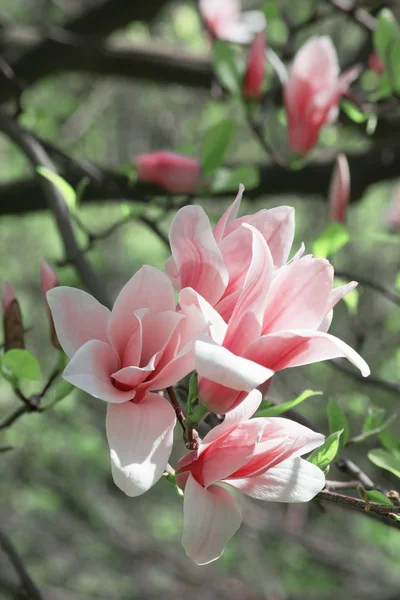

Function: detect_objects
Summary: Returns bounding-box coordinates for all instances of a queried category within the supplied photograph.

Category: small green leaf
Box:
[340,99,369,124]
[41,380,74,412]
[366,490,393,506]
[210,166,259,193]
[201,119,236,176]
[379,429,400,452]
[374,9,400,66]
[312,222,350,259]
[212,41,242,95]
[255,390,322,417]
[368,448,400,478]
[308,430,343,470]
[37,167,77,212]
[187,372,198,416]
[327,400,349,448]
[3,349,41,381]
[363,406,386,433]
[389,38,400,92]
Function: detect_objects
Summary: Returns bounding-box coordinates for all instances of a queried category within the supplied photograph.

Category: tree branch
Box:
[0,527,43,600]
[316,489,400,526]
[0,112,110,307]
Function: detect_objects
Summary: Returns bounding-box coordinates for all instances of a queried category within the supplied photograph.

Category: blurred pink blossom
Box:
[242,30,267,98]
[136,151,201,194]
[199,0,265,44]
[328,154,350,223]
[284,36,360,154]
[368,52,385,73]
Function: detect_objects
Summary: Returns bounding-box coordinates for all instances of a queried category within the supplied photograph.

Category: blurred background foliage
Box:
[0,0,400,599]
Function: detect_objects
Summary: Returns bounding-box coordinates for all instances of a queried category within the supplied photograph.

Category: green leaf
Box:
[366,490,393,506]
[41,380,75,412]
[308,430,343,470]
[255,390,322,417]
[363,406,386,433]
[187,372,198,416]
[37,167,77,212]
[327,400,349,448]
[340,99,369,124]
[379,429,400,452]
[212,41,242,95]
[352,414,397,444]
[374,9,400,65]
[312,222,350,259]
[3,349,41,381]
[368,448,400,478]
[389,38,400,92]
[201,119,236,176]
[210,166,259,193]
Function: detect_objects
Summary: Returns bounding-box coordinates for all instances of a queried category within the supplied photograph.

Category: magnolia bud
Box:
[328,154,350,223]
[242,30,266,99]
[40,261,61,350]
[2,282,25,351]
[136,152,201,194]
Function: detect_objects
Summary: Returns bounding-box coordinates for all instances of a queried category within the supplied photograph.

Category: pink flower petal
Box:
[228,457,325,502]
[195,337,273,392]
[108,266,175,356]
[201,389,262,446]
[106,393,176,496]
[245,329,370,376]
[328,153,350,223]
[242,30,266,98]
[140,311,183,366]
[262,257,334,334]
[122,313,143,367]
[63,340,132,403]
[224,225,273,355]
[179,288,227,344]
[182,474,242,565]
[213,184,243,243]
[112,363,155,389]
[168,206,229,306]
[47,287,110,358]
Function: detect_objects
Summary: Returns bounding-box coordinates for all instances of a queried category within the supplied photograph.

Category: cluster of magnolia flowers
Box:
[36,186,369,565]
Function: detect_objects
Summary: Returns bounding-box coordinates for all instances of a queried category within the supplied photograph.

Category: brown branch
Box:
[324,479,362,491]
[316,489,400,524]
[0,527,43,600]
[0,0,169,105]
[335,269,400,308]
[0,112,110,307]
[4,143,400,216]
[0,406,28,431]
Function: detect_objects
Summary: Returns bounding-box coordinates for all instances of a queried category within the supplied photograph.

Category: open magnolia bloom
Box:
[178,215,369,414]
[166,184,295,321]
[199,0,265,44]
[284,36,360,154]
[176,390,325,565]
[47,266,206,497]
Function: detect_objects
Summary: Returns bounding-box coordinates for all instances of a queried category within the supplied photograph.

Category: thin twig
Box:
[0,112,110,307]
[332,360,400,395]
[0,527,43,600]
[139,215,170,249]
[166,386,187,432]
[316,489,399,520]
[335,269,400,308]
[0,406,28,430]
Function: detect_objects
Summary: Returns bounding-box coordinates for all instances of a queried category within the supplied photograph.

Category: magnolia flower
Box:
[199,0,265,44]
[47,266,206,497]
[328,154,350,223]
[166,184,295,320]
[136,151,201,194]
[284,36,360,154]
[242,30,266,98]
[176,390,325,565]
[368,52,385,73]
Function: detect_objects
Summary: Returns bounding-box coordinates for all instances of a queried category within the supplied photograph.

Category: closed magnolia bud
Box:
[40,261,61,350]
[2,281,25,351]
[328,154,350,223]
[367,52,384,73]
[136,151,201,194]
[387,186,400,231]
[242,30,266,99]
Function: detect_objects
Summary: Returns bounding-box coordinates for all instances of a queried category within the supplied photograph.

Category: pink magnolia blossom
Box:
[175,390,325,565]
[328,154,350,223]
[199,0,265,44]
[2,281,16,313]
[41,261,62,349]
[166,184,295,320]
[136,151,201,194]
[47,266,206,497]
[242,30,267,99]
[178,221,369,414]
[284,36,360,154]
